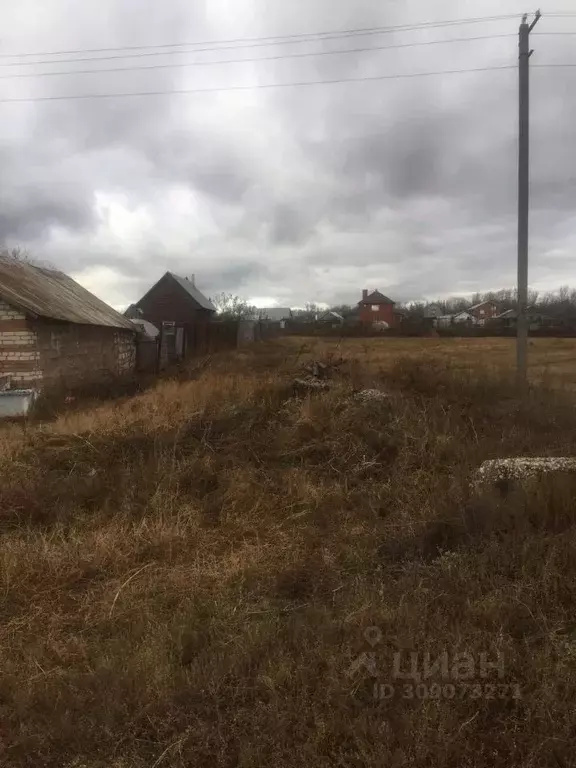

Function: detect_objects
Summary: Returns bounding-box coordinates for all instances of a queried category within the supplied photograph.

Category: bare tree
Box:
[329,303,355,317]
[0,246,32,263]
[210,292,258,320]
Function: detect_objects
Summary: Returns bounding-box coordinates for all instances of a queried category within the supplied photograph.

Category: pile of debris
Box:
[473,457,576,495]
[292,358,342,395]
[353,389,389,403]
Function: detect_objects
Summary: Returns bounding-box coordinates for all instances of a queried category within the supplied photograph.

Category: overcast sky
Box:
[1,0,575,309]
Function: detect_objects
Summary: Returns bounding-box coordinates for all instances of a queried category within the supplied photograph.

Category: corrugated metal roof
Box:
[0,259,135,330]
[169,273,216,311]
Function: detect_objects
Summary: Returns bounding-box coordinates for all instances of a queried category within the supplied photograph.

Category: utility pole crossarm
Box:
[529,10,541,31]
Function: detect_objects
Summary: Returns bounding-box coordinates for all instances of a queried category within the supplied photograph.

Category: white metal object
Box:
[0,389,38,418]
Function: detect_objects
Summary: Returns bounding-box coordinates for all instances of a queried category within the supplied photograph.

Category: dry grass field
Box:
[1,336,576,767]
[296,335,576,387]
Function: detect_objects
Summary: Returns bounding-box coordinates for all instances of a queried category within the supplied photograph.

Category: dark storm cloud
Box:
[0,192,93,242]
[140,126,256,203]
[1,0,576,306]
[0,140,97,240]
[268,203,316,244]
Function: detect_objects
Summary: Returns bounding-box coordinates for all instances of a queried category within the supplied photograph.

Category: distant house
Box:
[259,307,292,329]
[131,272,216,360]
[453,311,475,325]
[316,310,344,328]
[468,301,499,326]
[424,304,442,319]
[393,308,407,327]
[494,308,555,331]
[0,258,136,391]
[358,289,396,327]
[437,312,474,328]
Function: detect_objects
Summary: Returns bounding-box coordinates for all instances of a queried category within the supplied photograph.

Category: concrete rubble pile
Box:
[473,457,576,494]
[292,359,344,394]
[353,389,390,403]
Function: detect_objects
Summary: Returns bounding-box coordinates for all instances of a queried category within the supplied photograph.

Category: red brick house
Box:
[358,289,396,327]
[0,259,136,390]
[132,272,216,360]
[467,301,499,326]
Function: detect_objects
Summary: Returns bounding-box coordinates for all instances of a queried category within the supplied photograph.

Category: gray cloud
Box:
[1,0,576,307]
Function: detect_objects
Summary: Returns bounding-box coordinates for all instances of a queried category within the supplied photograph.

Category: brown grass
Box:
[1,337,576,767]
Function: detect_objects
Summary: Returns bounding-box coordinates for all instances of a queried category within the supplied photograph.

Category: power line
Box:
[0,14,527,62]
[1,62,568,104]
[0,65,518,104]
[0,34,516,80]
[0,31,519,70]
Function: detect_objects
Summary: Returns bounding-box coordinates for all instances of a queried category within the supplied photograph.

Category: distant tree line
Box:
[209,286,576,323]
[402,287,576,320]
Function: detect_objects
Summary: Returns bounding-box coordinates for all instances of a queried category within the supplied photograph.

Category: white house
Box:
[437,312,474,328]
[453,311,475,324]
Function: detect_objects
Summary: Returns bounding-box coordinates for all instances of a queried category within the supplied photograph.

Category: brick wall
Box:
[0,299,136,391]
[358,303,396,327]
[0,299,42,387]
[115,330,136,372]
[470,303,499,324]
[35,322,136,389]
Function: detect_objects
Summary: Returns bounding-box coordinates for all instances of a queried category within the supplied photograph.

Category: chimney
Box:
[362,289,368,301]
[190,274,195,286]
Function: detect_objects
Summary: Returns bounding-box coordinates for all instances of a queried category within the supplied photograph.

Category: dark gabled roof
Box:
[359,290,395,305]
[134,272,216,312]
[0,259,135,330]
[169,273,216,311]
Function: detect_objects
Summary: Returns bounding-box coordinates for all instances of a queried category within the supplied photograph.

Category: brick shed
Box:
[0,259,136,390]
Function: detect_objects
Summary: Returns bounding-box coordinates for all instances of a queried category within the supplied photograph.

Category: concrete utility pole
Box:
[517,9,541,385]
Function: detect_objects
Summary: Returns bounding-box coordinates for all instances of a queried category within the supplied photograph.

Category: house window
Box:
[479,309,485,316]
[371,305,379,312]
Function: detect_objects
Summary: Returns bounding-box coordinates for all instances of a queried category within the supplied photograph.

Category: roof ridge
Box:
[169,272,216,312]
